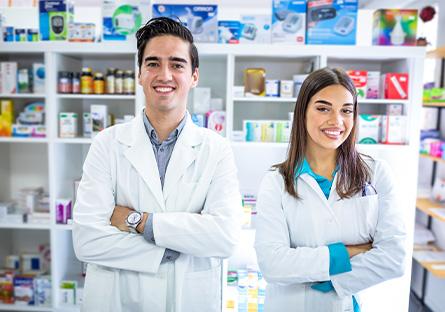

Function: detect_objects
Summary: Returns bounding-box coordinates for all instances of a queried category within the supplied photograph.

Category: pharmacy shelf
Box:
[57,94,135,100]
[0,304,52,311]
[0,137,48,143]
[231,142,288,148]
[358,99,409,104]
[56,305,80,312]
[233,97,297,103]
[427,46,445,59]
[419,153,445,164]
[0,222,51,230]
[54,224,73,231]
[413,244,445,279]
[416,198,445,223]
[0,93,45,98]
[54,138,92,144]
[423,102,445,108]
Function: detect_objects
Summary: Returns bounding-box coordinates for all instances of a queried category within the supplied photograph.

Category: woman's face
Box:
[305,84,355,153]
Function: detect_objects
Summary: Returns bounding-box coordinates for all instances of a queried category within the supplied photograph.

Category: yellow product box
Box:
[0,100,13,136]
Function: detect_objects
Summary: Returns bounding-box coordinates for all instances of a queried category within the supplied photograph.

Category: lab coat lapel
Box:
[299,173,329,204]
[163,115,201,201]
[120,114,165,210]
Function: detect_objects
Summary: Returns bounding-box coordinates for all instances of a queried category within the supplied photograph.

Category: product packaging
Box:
[59,112,78,138]
[91,104,108,136]
[68,23,95,42]
[271,0,306,44]
[280,80,294,98]
[14,275,35,305]
[357,114,380,144]
[55,199,72,224]
[382,73,409,99]
[192,87,211,114]
[39,0,74,41]
[206,111,226,136]
[372,9,418,46]
[240,15,271,44]
[218,21,241,44]
[380,115,407,144]
[0,62,17,94]
[266,80,280,97]
[244,68,266,96]
[103,0,150,41]
[153,4,218,43]
[347,70,367,99]
[33,63,45,94]
[306,0,358,45]
[366,71,380,99]
[0,100,13,136]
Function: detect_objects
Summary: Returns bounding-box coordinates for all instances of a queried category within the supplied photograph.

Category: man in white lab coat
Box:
[73,17,242,312]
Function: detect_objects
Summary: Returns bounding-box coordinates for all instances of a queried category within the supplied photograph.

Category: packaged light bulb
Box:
[372,9,418,46]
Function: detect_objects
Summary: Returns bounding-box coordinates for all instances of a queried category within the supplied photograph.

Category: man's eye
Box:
[146,63,158,68]
[343,109,354,114]
[173,63,184,69]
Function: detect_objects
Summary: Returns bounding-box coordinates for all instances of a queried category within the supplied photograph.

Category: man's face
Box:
[138,35,199,114]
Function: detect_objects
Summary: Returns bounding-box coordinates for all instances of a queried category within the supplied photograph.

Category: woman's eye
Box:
[317,107,329,112]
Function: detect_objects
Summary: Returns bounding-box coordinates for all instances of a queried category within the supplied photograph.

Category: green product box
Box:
[39,0,74,41]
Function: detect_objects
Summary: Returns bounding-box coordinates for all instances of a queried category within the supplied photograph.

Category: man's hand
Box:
[110,205,134,232]
[346,242,373,258]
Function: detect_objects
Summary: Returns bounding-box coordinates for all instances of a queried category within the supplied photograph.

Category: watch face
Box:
[127,212,142,225]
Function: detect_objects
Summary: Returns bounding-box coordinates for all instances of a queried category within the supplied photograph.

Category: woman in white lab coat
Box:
[254,67,406,312]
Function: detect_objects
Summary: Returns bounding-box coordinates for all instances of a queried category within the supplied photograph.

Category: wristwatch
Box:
[125,211,143,233]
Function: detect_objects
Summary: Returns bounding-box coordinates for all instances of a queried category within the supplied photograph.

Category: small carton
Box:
[347,70,368,99]
[372,9,418,46]
[0,62,17,94]
[91,105,108,136]
[366,71,380,99]
[382,73,409,99]
[39,0,74,41]
[380,115,407,144]
[218,21,241,44]
[358,114,380,144]
[272,0,306,44]
[240,15,272,44]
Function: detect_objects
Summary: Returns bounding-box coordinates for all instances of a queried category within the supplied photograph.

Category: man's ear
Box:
[191,68,199,88]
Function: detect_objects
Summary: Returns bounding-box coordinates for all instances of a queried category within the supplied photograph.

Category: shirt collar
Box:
[295,158,339,182]
[142,110,187,144]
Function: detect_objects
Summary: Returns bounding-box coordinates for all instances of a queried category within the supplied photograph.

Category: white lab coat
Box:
[72,111,242,312]
[254,159,406,312]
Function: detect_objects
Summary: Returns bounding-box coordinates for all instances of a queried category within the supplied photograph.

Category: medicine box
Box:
[372,9,418,46]
[192,88,211,114]
[91,105,108,136]
[0,62,17,94]
[272,0,306,44]
[39,0,74,41]
[382,73,409,99]
[306,0,358,45]
[59,112,77,138]
[240,15,272,44]
[280,80,294,98]
[33,63,45,94]
[347,70,367,99]
[366,71,380,99]
[358,115,380,144]
[153,4,218,43]
[380,115,407,144]
[218,21,241,44]
[14,275,35,305]
[102,0,150,41]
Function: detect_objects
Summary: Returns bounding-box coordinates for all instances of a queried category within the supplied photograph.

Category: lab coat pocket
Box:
[181,265,221,312]
[82,264,114,312]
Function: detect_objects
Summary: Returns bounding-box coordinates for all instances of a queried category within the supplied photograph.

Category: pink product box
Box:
[56,199,72,224]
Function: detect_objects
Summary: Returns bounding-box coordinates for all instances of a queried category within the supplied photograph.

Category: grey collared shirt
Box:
[141,110,186,263]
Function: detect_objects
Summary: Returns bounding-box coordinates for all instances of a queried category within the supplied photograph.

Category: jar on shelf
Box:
[106,68,115,94]
[72,72,81,94]
[115,69,123,94]
[80,67,93,94]
[58,71,72,94]
[123,70,135,95]
[93,72,105,95]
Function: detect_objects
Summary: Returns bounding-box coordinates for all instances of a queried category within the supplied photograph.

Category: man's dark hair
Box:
[136,17,199,74]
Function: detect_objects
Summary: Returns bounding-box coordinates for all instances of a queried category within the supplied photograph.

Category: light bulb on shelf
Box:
[390,15,406,46]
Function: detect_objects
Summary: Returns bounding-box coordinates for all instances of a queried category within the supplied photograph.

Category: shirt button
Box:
[167,256,171,260]
[160,147,164,152]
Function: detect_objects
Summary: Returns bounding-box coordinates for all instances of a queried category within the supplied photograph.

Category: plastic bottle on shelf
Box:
[106,68,115,94]
[115,69,123,94]
[80,67,93,94]
[72,72,80,94]
[93,72,105,95]
[123,70,135,94]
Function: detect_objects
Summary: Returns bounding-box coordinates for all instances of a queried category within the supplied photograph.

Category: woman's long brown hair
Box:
[273,67,372,199]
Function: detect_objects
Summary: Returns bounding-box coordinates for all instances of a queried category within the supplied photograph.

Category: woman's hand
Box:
[346,242,373,258]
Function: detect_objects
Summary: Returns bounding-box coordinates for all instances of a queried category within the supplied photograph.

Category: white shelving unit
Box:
[0,42,424,312]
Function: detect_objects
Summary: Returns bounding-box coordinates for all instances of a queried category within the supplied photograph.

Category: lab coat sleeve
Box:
[254,172,331,285]
[72,130,165,274]
[152,139,242,258]
[331,160,407,297]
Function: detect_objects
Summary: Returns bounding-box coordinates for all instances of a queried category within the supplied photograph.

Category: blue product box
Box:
[240,15,271,44]
[306,0,358,45]
[152,4,218,43]
[218,21,240,44]
[39,0,74,41]
[272,0,306,44]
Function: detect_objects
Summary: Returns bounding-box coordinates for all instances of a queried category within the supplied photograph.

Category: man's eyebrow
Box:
[143,56,188,64]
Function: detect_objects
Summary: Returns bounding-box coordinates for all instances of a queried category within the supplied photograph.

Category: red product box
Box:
[383,73,409,99]
[347,70,368,99]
